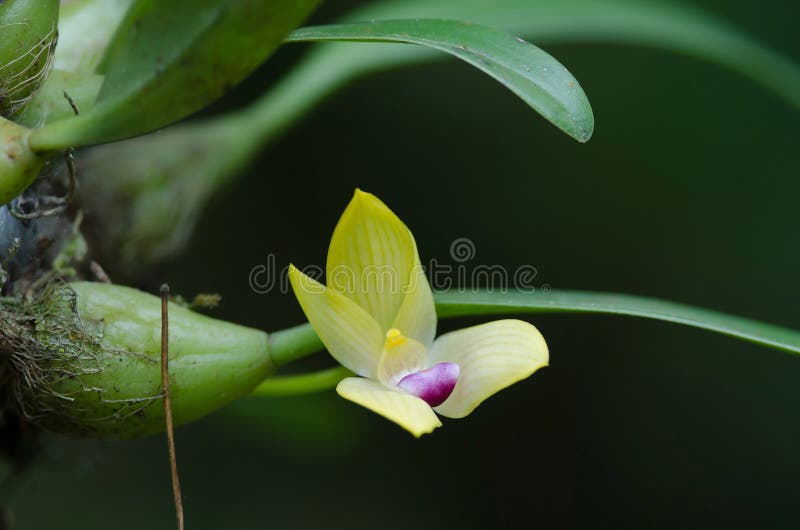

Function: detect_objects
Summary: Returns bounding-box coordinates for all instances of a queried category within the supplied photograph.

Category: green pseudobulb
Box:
[0,0,59,118]
[1,282,272,438]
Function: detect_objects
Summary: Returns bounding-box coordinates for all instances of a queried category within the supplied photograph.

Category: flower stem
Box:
[251,366,352,396]
[268,323,324,367]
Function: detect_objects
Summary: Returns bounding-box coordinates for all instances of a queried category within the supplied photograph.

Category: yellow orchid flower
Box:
[288,190,549,437]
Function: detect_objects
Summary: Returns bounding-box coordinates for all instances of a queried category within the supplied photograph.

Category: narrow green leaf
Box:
[237,0,798,148]
[326,0,800,109]
[27,0,321,151]
[286,19,594,143]
[435,290,800,356]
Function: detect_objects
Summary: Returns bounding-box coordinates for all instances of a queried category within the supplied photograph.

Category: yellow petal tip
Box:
[347,188,386,212]
[337,377,442,438]
[352,187,369,199]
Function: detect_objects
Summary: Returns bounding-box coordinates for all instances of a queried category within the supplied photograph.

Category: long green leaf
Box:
[27,0,320,151]
[435,290,800,356]
[238,0,798,148]
[286,19,594,142]
[327,0,800,109]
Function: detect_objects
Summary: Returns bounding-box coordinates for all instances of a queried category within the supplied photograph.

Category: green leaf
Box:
[52,0,134,76]
[329,0,800,109]
[286,19,594,142]
[435,290,800,356]
[15,0,132,127]
[237,0,798,151]
[27,0,321,151]
[16,69,102,127]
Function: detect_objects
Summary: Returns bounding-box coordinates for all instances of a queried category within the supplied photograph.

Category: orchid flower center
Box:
[380,328,460,407]
[397,362,460,407]
[385,327,405,348]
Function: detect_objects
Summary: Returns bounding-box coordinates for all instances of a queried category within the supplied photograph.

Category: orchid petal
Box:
[289,265,383,377]
[337,377,442,437]
[397,362,460,407]
[430,319,548,418]
[376,328,428,387]
[390,264,436,347]
[326,190,435,344]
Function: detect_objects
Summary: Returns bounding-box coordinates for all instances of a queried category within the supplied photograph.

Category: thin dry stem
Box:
[161,284,184,530]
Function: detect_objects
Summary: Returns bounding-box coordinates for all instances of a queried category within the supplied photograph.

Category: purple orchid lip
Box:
[397,362,460,407]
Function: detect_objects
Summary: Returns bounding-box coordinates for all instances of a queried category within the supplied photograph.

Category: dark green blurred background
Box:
[6,0,800,528]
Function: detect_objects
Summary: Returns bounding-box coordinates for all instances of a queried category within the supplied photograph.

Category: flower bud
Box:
[1,281,273,438]
[0,0,59,117]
